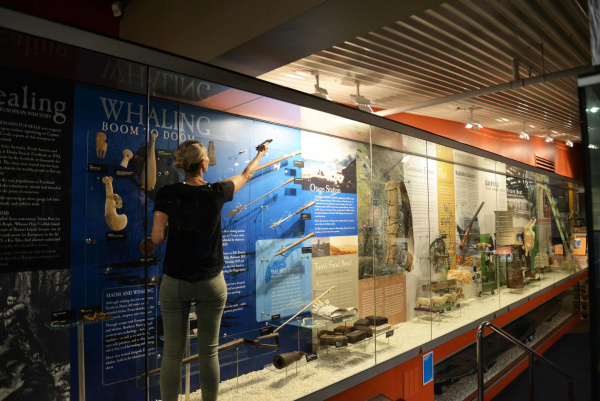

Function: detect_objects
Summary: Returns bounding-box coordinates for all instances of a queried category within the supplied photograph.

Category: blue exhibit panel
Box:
[70,82,360,398]
[255,237,313,322]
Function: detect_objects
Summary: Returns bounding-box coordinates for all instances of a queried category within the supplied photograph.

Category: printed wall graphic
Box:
[311,235,359,314]
[0,33,587,401]
[404,155,438,257]
[356,145,415,278]
[73,85,165,401]
[402,135,428,155]
[437,160,456,269]
[73,84,311,396]
[301,131,358,237]
[358,274,406,325]
[405,156,438,308]
[102,285,157,384]
[0,68,73,273]
[0,269,71,401]
[506,167,532,227]
[0,68,73,401]
[535,179,553,255]
[356,145,419,319]
[454,165,480,258]
[255,237,312,322]
[356,143,374,279]
[301,131,356,195]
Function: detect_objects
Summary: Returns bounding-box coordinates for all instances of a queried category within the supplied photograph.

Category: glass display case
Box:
[0,13,588,401]
[434,285,580,400]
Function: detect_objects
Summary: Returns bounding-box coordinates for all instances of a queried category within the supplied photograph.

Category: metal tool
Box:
[459,202,485,250]
[227,178,294,217]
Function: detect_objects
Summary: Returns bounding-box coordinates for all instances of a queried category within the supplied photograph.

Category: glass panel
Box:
[149,66,371,142]
[0,28,153,401]
[369,146,431,362]
[434,286,579,398]
[371,125,429,157]
[146,66,375,399]
[0,24,588,401]
[0,27,148,95]
[581,80,600,395]
[76,79,154,400]
[498,166,535,306]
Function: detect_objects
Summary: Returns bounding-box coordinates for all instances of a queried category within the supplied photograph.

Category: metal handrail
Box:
[476,321,573,401]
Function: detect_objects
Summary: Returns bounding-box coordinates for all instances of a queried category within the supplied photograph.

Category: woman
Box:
[151,139,269,401]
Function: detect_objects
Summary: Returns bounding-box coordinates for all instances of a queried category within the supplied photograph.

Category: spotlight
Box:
[458,106,482,130]
[566,140,573,147]
[545,137,554,143]
[591,107,599,113]
[353,96,373,112]
[401,155,410,163]
[294,70,312,78]
[350,81,373,113]
[312,72,331,101]
[590,144,599,149]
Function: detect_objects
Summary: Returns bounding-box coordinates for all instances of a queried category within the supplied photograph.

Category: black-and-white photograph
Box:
[0,270,71,401]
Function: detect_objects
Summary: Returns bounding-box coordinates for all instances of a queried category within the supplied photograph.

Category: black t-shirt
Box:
[153,181,234,282]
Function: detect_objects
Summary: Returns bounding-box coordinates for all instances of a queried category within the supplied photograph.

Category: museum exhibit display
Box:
[0,15,588,401]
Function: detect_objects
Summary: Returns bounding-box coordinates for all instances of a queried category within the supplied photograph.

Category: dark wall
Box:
[0,0,120,37]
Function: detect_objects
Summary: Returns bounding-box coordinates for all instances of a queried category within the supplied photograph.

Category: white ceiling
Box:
[257,0,592,143]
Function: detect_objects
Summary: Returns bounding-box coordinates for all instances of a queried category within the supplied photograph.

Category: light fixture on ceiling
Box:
[350,81,373,113]
[457,106,483,130]
[519,121,530,140]
[284,73,304,80]
[591,107,599,113]
[541,127,554,143]
[590,144,599,149]
[401,155,410,163]
[312,72,331,101]
[294,70,312,78]
[565,135,573,147]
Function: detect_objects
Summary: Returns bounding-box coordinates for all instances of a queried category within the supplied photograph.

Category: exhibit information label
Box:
[0,68,73,272]
[423,351,433,385]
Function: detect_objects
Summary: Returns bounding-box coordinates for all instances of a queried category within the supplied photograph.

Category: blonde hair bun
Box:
[174,140,208,172]
[173,159,189,171]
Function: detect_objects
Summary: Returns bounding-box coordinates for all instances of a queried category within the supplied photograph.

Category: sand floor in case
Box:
[184,269,580,401]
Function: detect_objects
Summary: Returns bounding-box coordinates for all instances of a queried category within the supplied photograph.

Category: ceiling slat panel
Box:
[258,0,590,143]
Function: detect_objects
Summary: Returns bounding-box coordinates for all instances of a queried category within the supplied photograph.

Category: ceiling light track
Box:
[376,65,595,117]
